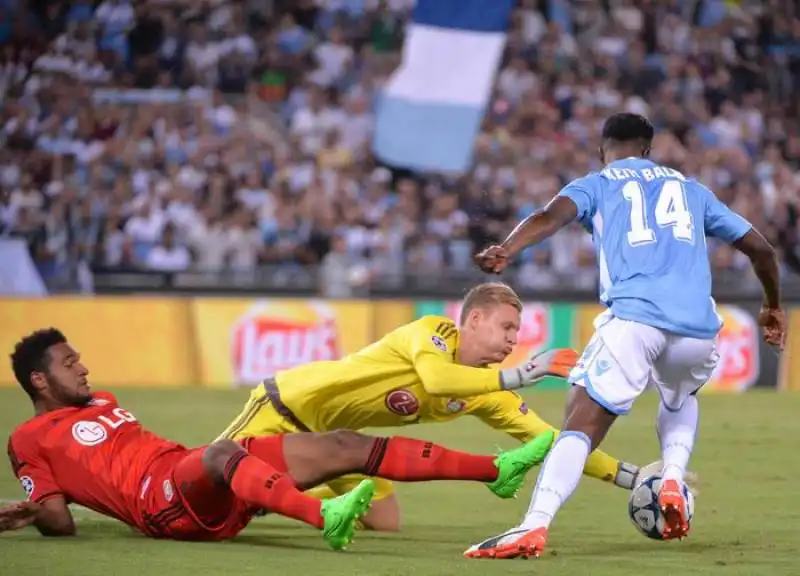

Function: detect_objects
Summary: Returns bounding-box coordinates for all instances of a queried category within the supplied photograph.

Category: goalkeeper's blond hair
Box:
[460,283,523,325]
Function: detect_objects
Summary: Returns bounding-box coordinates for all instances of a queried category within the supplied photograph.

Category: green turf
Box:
[1,388,799,575]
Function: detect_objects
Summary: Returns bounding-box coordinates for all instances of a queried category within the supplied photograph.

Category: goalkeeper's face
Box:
[466,304,520,364]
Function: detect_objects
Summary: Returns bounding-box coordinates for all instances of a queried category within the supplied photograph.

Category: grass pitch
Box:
[1,388,799,576]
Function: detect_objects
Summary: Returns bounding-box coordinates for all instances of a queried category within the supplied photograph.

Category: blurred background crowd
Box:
[1,0,799,296]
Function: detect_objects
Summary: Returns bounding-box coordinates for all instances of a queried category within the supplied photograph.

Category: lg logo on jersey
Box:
[72,408,138,447]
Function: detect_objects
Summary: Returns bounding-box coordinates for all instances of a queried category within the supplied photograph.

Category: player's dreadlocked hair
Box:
[11,328,67,399]
[601,112,654,152]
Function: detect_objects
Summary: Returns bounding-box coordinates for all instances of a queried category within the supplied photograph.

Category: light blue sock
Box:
[521,431,591,530]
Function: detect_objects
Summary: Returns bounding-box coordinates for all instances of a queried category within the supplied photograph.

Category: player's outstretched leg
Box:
[465,387,615,559]
[359,431,553,499]
[202,440,374,551]
[656,395,698,539]
[247,430,553,500]
[319,479,375,549]
[486,431,555,498]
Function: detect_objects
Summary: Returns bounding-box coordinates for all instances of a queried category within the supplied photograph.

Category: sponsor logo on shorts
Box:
[20,476,34,500]
[431,335,448,352]
[385,389,419,415]
[140,476,152,500]
[162,479,174,502]
[710,306,760,392]
[595,359,611,376]
[72,421,108,446]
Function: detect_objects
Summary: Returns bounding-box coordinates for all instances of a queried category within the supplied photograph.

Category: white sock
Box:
[520,431,591,530]
[656,395,698,484]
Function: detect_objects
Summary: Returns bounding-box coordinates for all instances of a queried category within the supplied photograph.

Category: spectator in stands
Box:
[0,0,798,297]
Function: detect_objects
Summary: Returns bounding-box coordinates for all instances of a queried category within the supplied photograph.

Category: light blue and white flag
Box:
[0,239,48,296]
[372,0,513,174]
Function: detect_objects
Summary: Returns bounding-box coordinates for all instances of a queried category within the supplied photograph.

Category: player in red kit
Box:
[1,328,553,547]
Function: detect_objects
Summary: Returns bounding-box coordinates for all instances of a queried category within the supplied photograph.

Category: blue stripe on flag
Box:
[413,0,514,33]
[372,96,484,173]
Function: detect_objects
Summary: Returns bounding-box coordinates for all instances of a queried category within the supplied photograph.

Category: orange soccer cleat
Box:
[464,526,549,559]
[659,479,690,539]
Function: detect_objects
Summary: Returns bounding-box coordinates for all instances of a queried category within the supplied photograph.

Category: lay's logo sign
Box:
[231,302,341,383]
[707,306,759,392]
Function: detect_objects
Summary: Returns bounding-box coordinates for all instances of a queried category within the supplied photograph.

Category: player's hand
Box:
[474,245,510,274]
[500,349,579,390]
[758,306,786,350]
[0,501,40,532]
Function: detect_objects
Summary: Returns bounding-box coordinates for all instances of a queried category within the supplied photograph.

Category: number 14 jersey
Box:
[557,158,752,339]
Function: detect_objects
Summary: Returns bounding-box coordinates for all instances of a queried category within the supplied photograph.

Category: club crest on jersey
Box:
[430,335,448,352]
[72,421,108,446]
[20,476,34,500]
[446,399,466,413]
[162,479,174,502]
[519,402,529,415]
[385,389,419,416]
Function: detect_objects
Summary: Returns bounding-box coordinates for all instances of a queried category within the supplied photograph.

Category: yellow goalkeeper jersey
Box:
[251,315,541,439]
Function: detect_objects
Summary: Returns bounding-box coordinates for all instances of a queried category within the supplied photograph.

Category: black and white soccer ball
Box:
[628,475,695,540]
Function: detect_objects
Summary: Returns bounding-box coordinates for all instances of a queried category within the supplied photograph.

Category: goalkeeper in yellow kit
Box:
[218,282,663,531]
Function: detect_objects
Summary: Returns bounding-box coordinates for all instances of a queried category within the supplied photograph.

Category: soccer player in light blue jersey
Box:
[466,112,786,559]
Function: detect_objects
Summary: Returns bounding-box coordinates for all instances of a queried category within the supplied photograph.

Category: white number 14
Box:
[623,180,694,246]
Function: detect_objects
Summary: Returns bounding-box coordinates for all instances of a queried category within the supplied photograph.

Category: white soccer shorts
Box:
[569,310,719,415]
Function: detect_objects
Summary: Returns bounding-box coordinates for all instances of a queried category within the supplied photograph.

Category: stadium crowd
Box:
[0,0,799,295]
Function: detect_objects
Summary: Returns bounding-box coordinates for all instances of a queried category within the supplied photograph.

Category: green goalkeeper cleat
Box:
[487,430,555,499]
[320,479,376,550]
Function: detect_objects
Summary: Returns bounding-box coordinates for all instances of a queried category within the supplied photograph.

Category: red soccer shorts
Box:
[138,435,287,540]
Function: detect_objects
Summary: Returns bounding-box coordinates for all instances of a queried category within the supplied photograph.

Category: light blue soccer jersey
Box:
[557,158,753,339]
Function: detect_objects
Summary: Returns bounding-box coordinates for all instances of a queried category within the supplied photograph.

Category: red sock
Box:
[224,451,323,529]
[366,437,499,483]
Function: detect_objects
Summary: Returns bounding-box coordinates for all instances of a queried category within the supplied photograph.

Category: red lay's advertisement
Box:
[192,299,372,387]
[230,303,341,383]
[707,306,759,392]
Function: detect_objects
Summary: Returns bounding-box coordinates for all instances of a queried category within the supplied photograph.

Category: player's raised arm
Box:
[702,185,785,347]
[475,179,593,274]
[7,435,75,536]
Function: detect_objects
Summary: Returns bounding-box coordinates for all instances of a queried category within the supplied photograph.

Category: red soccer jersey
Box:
[7,392,185,531]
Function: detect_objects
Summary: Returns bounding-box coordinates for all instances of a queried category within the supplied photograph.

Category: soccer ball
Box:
[628,475,695,540]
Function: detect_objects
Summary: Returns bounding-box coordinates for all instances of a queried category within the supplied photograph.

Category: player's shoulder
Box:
[683,178,713,196]
[408,315,458,338]
[564,172,603,191]
[391,315,458,351]
[8,416,49,458]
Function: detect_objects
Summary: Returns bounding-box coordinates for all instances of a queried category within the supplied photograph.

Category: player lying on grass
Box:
[465,112,785,559]
[0,328,554,548]
[218,282,686,531]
